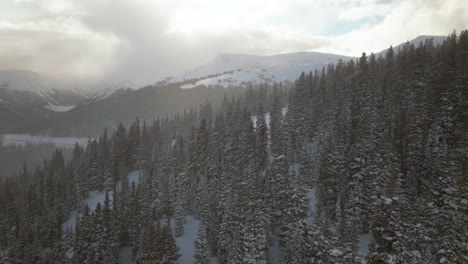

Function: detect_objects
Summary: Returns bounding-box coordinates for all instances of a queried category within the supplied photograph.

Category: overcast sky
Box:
[0,0,467,90]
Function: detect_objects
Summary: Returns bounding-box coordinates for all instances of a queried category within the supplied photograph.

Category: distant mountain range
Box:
[0,35,447,135]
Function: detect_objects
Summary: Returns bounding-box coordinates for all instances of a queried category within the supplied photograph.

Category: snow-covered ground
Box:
[307,188,317,212]
[63,171,145,262]
[121,214,201,264]
[269,237,281,264]
[118,247,134,264]
[43,104,75,112]
[126,170,141,185]
[251,112,271,128]
[89,80,137,103]
[359,232,372,256]
[63,170,143,231]
[174,215,200,264]
[62,190,112,231]
[305,187,318,226]
[0,134,89,148]
[251,106,288,128]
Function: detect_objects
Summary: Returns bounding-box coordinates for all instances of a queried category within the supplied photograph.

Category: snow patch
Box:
[158,215,201,264]
[281,106,288,116]
[306,188,317,224]
[251,112,271,128]
[118,246,135,264]
[359,232,372,256]
[126,170,141,185]
[66,248,74,258]
[307,188,317,212]
[44,104,75,112]
[62,190,111,231]
[84,191,108,211]
[384,198,393,205]
[175,215,200,264]
[269,237,281,264]
[63,170,142,231]
[289,163,301,175]
[329,248,343,256]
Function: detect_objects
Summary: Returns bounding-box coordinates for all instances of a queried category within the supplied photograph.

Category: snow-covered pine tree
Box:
[194,222,210,264]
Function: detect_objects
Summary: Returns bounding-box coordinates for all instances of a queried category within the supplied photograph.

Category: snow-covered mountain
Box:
[0,69,87,113]
[157,35,445,89]
[0,69,56,93]
[87,80,137,103]
[158,52,352,88]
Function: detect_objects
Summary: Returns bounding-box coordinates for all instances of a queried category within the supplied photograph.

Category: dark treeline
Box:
[0,31,467,263]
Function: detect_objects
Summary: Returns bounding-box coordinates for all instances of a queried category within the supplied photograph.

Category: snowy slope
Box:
[88,80,137,103]
[164,36,445,90]
[0,69,60,107]
[0,69,87,112]
[0,69,56,93]
[159,52,351,88]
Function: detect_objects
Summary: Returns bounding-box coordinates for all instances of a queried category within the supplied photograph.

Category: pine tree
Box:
[160,223,180,264]
[174,202,185,237]
[136,223,161,264]
[194,222,210,264]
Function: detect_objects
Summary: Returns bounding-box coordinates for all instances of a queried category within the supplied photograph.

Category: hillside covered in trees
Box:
[0,31,467,263]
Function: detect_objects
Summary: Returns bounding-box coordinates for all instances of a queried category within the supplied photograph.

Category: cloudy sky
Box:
[0,0,467,90]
